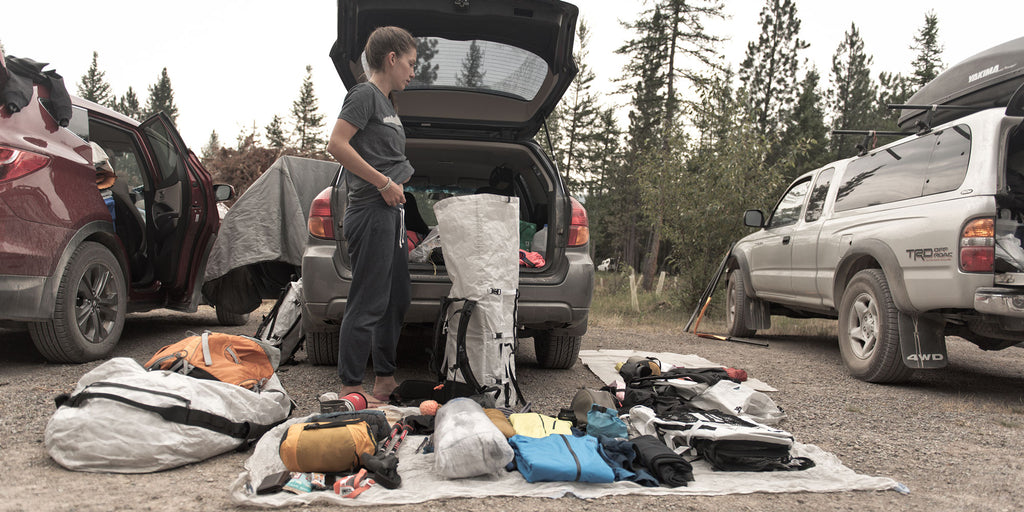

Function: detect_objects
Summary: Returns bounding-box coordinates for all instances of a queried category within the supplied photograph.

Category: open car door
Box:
[139,113,217,307]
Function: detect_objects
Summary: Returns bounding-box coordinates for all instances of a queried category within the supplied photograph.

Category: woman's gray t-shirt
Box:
[338,82,415,206]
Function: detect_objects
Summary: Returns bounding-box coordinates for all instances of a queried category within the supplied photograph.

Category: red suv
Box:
[0,54,238,363]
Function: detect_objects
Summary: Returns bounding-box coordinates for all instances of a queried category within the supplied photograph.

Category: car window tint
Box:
[923,125,972,195]
[804,168,834,223]
[405,37,547,101]
[142,120,184,182]
[767,179,811,228]
[835,135,933,212]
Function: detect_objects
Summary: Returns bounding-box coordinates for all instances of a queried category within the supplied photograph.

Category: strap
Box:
[61,383,280,442]
[453,300,483,393]
[201,331,213,367]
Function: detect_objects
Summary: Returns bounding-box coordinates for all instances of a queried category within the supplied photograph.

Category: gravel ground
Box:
[2,304,1023,511]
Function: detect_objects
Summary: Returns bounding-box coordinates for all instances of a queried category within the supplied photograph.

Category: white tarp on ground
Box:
[228,350,900,507]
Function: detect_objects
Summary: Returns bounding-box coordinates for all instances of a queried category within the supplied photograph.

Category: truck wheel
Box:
[534,331,581,369]
[726,271,756,337]
[838,269,913,383]
[307,329,339,366]
[215,307,250,326]
[29,242,126,363]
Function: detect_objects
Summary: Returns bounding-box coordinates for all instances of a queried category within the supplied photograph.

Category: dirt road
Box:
[1,304,1022,511]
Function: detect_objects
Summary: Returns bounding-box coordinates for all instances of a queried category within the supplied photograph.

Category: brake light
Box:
[0,146,51,182]
[960,217,994,273]
[308,187,335,239]
[568,197,589,247]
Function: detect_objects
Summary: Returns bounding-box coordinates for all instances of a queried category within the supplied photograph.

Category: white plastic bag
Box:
[433,398,514,479]
[410,227,441,263]
[688,380,786,425]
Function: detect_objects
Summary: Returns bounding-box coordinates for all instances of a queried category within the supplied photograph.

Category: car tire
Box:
[726,271,756,337]
[215,307,250,326]
[838,269,913,383]
[533,331,581,369]
[28,242,126,363]
[307,329,339,366]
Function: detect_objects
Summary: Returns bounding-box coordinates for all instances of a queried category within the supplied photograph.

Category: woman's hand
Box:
[381,180,405,207]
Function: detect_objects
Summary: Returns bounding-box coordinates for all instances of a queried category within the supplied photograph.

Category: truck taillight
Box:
[0,146,50,182]
[568,197,589,247]
[960,217,994,273]
[308,187,335,239]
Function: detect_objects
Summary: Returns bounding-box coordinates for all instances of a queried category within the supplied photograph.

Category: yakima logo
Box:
[968,65,1000,83]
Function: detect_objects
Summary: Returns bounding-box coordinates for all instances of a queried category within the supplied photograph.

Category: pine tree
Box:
[552,20,601,195]
[291,65,326,154]
[201,130,221,161]
[144,68,179,124]
[828,23,877,158]
[77,51,114,107]
[113,86,142,120]
[412,38,440,86]
[738,0,808,135]
[265,114,287,149]
[910,11,944,88]
[455,41,486,87]
[782,68,830,175]
[877,71,914,131]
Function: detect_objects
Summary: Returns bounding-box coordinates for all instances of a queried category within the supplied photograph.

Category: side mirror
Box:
[743,210,764,228]
[213,183,235,202]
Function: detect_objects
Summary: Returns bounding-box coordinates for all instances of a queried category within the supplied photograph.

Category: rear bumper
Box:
[0,274,55,321]
[301,242,593,335]
[974,288,1024,318]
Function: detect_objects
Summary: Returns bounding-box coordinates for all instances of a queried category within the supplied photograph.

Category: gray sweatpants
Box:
[337,202,410,386]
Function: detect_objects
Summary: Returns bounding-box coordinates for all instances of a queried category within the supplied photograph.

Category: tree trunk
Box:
[641,214,661,291]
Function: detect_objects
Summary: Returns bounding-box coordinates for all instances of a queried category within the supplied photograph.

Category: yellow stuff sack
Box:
[279,419,377,473]
[508,412,573,438]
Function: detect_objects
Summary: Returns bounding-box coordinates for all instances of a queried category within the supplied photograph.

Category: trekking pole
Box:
[684,244,734,332]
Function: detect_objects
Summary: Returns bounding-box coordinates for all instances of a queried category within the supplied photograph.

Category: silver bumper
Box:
[974,288,1024,318]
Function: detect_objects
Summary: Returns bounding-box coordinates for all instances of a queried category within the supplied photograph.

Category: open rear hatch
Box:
[331,0,579,141]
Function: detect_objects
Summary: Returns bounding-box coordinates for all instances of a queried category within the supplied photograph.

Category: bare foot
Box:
[372,375,399,402]
[339,384,365,398]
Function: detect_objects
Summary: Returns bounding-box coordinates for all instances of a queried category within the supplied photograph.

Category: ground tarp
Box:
[202,156,338,314]
[227,351,900,507]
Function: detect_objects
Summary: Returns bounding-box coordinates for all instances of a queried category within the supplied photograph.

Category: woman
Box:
[326,26,417,404]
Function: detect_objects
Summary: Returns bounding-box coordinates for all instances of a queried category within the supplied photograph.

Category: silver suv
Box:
[728,37,1024,383]
[300,0,593,369]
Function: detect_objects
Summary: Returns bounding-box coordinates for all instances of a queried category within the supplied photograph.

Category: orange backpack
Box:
[145,332,275,391]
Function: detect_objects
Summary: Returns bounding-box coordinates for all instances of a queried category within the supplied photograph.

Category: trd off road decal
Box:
[906,247,953,262]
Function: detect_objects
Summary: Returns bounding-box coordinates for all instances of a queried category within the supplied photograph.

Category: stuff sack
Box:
[45,357,292,473]
[278,418,377,473]
[432,195,525,407]
[255,278,304,364]
[509,434,615,483]
[433,398,514,479]
[145,331,278,390]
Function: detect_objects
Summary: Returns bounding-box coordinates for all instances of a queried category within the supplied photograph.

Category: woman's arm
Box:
[327,119,406,206]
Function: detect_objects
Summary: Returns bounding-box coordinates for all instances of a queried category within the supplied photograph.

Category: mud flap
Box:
[898,312,948,369]
[746,297,772,330]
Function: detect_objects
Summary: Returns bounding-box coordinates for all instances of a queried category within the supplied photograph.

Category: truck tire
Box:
[838,269,913,383]
[726,271,756,337]
[215,307,250,326]
[534,331,581,369]
[29,242,126,363]
[307,329,339,366]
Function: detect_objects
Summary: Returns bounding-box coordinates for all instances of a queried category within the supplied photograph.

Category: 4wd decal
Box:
[906,247,953,262]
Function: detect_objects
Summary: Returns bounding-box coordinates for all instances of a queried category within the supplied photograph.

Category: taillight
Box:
[308,187,335,239]
[960,217,994,273]
[568,197,589,247]
[0,145,50,182]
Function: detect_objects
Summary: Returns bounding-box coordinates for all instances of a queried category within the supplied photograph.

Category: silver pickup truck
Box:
[727,37,1024,383]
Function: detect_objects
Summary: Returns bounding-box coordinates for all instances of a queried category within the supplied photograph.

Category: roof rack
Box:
[887,104,987,134]
[831,129,913,156]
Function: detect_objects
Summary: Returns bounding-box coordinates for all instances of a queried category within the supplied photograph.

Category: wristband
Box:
[376,177,392,193]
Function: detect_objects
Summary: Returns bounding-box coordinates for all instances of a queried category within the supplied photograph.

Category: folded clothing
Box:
[509,433,615,483]
[631,434,694,487]
[508,412,573,438]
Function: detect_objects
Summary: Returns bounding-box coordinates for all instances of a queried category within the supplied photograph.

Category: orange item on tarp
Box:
[144,331,275,391]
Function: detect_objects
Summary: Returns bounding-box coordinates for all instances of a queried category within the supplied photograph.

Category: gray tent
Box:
[202,156,338,314]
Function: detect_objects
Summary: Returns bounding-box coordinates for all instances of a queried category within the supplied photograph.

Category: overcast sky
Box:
[2,1,1018,150]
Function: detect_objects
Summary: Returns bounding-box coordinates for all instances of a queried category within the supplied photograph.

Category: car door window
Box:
[804,168,834,223]
[767,179,811,228]
[142,120,186,184]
